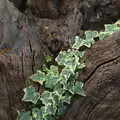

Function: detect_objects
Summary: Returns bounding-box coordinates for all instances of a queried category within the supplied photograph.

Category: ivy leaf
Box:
[22,86,40,104]
[69,81,86,96]
[45,75,60,89]
[40,91,57,106]
[47,65,59,76]
[72,36,85,49]
[61,92,72,104]
[105,24,120,32]
[17,111,32,120]
[46,104,57,115]
[30,71,46,85]
[44,65,60,89]
[40,91,52,105]
[41,105,57,117]
[98,32,111,40]
[60,67,73,82]
[55,51,75,67]
[45,55,53,63]
[32,108,43,120]
[77,61,85,70]
[85,31,98,39]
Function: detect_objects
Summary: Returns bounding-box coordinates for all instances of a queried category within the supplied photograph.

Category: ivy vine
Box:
[17,21,120,120]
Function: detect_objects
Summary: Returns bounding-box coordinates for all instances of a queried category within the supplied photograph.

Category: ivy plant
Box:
[17,20,120,120]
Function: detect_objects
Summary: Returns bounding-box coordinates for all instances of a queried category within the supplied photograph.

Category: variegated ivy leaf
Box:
[85,31,98,39]
[98,32,111,40]
[45,75,60,89]
[44,66,60,89]
[31,71,46,85]
[56,51,79,72]
[47,65,59,76]
[40,91,53,105]
[115,19,120,26]
[67,49,85,58]
[72,36,85,49]
[32,108,43,120]
[17,111,32,120]
[22,86,40,104]
[72,32,96,49]
[61,92,72,104]
[53,84,65,97]
[69,81,86,96]
[55,51,75,66]
[105,24,120,32]
[99,24,120,40]
[77,61,85,70]
[60,67,74,82]
[41,105,57,117]
[45,55,53,63]
[40,91,58,106]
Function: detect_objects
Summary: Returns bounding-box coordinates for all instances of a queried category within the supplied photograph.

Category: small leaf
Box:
[22,86,40,104]
[47,65,59,76]
[61,92,72,104]
[105,24,120,32]
[77,61,85,70]
[72,36,85,49]
[32,108,43,120]
[45,55,53,62]
[60,67,73,82]
[85,31,98,39]
[41,105,57,116]
[46,104,57,115]
[69,81,86,96]
[30,71,46,85]
[98,32,111,40]
[17,111,32,120]
[45,75,60,89]
[40,91,55,105]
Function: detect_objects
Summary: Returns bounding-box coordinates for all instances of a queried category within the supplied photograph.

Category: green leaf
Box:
[60,67,73,82]
[85,31,98,39]
[72,36,85,49]
[32,108,43,120]
[46,104,57,115]
[61,92,72,104]
[45,75,60,89]
[55,51,75,67]
[77,61,85,70]
[45,55,53,63]
[40,91,53,105]
[69,81,86,96]
[47,65,59,76]
[22,86,40,104]
[98,31,111,40]
[41,105,57,117]
[17,111,32,120]
[105,24,120,32]
[31,71,46,85]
